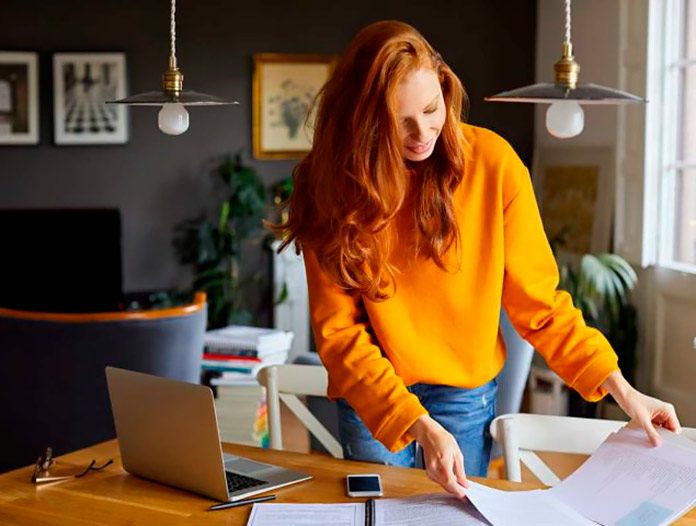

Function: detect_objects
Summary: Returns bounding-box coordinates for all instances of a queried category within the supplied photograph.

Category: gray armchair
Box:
[496,309,535,416]
[0,293,206,473]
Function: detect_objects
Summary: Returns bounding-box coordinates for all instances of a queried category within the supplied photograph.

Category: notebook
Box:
[245,493,489,525]
[105,366,311,502]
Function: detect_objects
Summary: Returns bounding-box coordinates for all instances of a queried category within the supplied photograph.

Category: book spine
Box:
[200,361,254,373]
[201,353,261,363]
[203,346,259,358]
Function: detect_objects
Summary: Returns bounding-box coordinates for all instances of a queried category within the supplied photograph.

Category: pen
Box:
[208,494,277,511]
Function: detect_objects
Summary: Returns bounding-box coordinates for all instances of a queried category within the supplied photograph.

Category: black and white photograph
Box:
[0,52,39,145]
[53,53,128,144]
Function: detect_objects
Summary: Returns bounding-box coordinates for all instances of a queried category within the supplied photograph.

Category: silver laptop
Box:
[105,366,311,502]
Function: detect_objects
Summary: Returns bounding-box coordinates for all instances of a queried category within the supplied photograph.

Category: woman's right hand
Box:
[408,414,468,498]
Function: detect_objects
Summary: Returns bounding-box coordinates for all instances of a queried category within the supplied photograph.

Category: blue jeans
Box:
[337,380,496,477]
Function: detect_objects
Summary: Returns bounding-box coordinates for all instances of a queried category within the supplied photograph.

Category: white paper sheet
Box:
[549,427,696,526]
[246,495,489,526]
[373,493,489,525]
[246,427,696,526]
[465,481,596,526]
[246,502,364,526]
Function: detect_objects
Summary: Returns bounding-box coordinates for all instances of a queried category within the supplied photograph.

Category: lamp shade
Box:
[485,82,645,105]
[108,90,239,106]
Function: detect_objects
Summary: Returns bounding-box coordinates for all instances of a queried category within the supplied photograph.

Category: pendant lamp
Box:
[485,0,644,139]
[107,0,238,135]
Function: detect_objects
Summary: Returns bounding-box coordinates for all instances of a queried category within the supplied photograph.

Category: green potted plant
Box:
[558,254,637,334]
[554,245,639,416]
[173,153,267,328]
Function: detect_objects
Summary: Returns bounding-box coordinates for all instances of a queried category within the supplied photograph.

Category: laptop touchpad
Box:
[225,458,271,474]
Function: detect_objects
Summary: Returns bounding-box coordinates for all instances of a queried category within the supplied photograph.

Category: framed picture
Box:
[53,53,128,145]
[533,147,615,255]
[0,52,39,145]
[253,53,337,160]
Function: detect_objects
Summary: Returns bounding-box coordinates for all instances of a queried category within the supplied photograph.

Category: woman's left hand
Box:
[602,371,681,446]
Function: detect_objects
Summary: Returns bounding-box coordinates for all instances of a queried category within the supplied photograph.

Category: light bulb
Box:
[158,103,189,135]
[545,100,584,139]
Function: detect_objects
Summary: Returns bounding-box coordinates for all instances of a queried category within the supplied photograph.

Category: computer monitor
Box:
[0,208,123,312]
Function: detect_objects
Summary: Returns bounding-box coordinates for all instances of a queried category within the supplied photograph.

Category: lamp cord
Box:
[170,0,176,59]
[564,0,572,44]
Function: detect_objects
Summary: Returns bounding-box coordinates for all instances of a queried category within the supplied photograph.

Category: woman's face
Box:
[396,67,447,162]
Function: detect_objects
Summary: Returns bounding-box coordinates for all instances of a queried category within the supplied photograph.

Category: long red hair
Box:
[272,20,469,301]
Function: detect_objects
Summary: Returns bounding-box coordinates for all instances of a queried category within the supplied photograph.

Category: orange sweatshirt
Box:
[303,123,620,452]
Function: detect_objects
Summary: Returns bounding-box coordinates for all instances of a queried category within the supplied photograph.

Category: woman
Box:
[272,20,680,498]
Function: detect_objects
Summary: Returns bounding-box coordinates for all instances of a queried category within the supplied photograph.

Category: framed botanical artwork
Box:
[533,147,615,255]
[253,53,338,160]
[0,52,39,145]
[53,53,128,145]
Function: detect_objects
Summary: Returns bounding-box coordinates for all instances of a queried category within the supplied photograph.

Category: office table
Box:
[1,440,695,525]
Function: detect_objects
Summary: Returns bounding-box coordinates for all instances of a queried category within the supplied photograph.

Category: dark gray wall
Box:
[0,0,535,304]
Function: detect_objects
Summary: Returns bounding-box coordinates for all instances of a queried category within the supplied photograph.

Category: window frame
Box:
[656,0,696,272]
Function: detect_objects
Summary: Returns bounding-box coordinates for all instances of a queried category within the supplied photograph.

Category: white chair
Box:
[257,364,343,459]
[490,413,627,485]
[490,413,696,486]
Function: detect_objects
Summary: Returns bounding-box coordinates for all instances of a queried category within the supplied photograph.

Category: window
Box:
[661,0,696,268]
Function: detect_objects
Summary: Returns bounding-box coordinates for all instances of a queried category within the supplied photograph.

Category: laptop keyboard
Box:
[225,471,267,493]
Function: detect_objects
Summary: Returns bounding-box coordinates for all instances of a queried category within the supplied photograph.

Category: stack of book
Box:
[202,326,294,384]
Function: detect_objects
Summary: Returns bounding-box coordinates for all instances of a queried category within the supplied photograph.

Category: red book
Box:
[202,353,262,364]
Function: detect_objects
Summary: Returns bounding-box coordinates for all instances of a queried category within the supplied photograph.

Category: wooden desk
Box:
[1,441,694,525]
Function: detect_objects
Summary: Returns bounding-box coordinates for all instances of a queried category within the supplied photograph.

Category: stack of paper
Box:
[202,325,293,382]
[204,326,294,356]
[549,427,696,525]
[465,426,696,526]
[245,427,696,526]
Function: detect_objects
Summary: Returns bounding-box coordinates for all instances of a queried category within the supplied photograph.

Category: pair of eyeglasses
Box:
[32,447,113,484]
